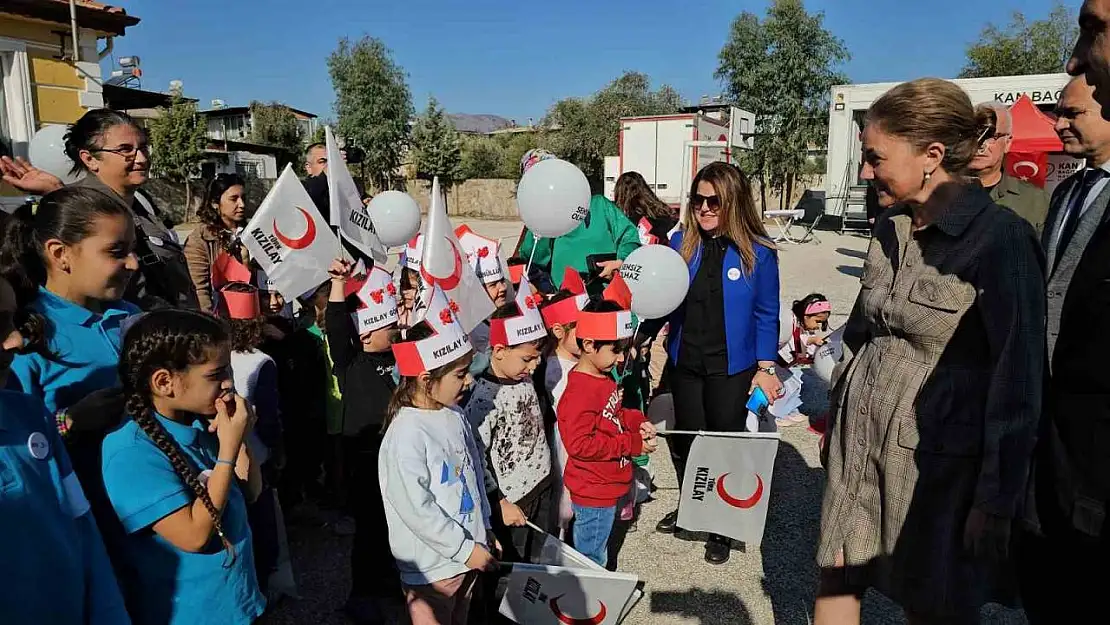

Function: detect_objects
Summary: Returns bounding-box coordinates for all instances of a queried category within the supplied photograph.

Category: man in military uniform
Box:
[970,102,1051,235]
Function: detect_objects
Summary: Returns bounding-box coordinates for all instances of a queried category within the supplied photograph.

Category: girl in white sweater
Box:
[380,288,499,625]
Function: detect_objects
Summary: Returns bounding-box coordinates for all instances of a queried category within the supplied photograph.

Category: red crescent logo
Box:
[550,596,607,625]
[272,207,317,250]
[1013,161,1040,180]
[715,473,764,509]
[420,236,464,291]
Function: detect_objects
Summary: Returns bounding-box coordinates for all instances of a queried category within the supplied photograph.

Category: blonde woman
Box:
[650,161,782,565]
[814,78,1045,624]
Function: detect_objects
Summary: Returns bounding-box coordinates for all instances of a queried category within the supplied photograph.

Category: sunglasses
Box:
[691,193,721,213]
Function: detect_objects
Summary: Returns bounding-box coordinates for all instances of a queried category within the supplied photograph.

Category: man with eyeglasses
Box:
[969,103,1049,235]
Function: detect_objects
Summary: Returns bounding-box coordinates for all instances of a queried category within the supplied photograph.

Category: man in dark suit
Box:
[1069,0,1110,115]
[1019,73,1110,624]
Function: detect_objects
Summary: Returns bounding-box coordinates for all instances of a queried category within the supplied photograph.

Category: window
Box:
[0,39,34,160]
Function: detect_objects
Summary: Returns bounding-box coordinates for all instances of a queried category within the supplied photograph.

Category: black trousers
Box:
[345,430,402,600]
[1017,523,1110,624]
[668,366,755,489]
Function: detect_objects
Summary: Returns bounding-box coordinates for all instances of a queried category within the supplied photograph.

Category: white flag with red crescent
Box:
[676,432,780,545]
[241,164,340,300]
[419,176,495,333]
[325,126,387,264]
[500,529,642,625]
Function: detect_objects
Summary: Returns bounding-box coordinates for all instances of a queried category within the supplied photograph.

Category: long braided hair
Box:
[119,309,237,563]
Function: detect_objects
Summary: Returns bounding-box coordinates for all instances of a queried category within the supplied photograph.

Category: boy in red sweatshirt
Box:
[557,299,658,567]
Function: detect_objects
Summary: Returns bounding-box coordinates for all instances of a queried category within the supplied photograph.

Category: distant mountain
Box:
[448,113,514,134]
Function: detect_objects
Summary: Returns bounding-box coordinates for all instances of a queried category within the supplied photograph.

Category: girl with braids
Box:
[184,173,252,312]
[0,275,130,625]
[101,309,265,625]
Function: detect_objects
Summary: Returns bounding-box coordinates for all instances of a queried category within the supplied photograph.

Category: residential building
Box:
[200,104,318,144]
[1,0,140,209]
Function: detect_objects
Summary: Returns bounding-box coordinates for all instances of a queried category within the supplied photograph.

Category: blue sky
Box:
[108,0,1069,121]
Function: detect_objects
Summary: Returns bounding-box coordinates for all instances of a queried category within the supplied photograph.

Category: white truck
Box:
[605,107,754,213]
[824,72,1070,232]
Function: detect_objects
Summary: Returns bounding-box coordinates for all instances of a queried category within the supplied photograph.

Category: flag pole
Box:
[657,429,782,439]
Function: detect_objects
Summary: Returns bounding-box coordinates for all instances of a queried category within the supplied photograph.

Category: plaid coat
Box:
[818,184,1045,616]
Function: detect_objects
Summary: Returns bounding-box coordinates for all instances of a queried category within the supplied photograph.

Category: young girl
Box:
[0,187,140,418]
[380,286,497,625]
[324,259,405,623]
[101,310,265,625]
[0,274,130,625]
[772,293,831,427]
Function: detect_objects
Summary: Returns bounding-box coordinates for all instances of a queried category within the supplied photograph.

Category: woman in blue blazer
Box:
[653,162,782,564]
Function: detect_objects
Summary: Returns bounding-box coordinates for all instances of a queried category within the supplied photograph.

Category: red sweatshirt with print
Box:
[556,370,646,507]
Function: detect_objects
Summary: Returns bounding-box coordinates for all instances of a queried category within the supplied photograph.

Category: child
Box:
[539,268,589,534]
[324,259,405,624]
[304,281,348,527]
[380,285,497,625]
[398,234,424,333]
[464,275,551,563]
[0,274,130,625]
[222,279,286,598]
[101,309,265,625]
[557,299,658,567]
[457,224,509,356]
[772,293,831,427]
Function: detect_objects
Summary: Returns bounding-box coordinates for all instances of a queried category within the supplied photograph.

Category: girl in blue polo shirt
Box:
[0,274,130,625]
[101,309,265,625]
[0,186,140,420]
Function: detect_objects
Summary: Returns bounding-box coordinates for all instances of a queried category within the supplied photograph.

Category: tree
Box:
[961,3,1077,78]
[716,0,849,212]
[496,132,542,179]
[461,135,505,179]
[309,124,328,146]
[249,101,302,169]
[147,93,207,221]
[411,97,463,184]
[328,36,413,190]
[543,71,684,181]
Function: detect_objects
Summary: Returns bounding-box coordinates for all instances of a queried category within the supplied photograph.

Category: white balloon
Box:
[29,124,82,185]
[516,159,591,238]
[619,244,690,319]
[368,190,421,247]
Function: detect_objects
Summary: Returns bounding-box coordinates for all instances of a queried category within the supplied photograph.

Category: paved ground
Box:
[256,220,1028,625]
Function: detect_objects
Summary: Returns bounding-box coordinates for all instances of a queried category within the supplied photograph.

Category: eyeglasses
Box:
[691,193,721,214]
[92,144,150,160]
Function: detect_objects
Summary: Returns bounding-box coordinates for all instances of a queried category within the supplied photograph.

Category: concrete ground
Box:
[258,220,1028,625]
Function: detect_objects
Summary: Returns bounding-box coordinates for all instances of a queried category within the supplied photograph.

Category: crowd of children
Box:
[0,180,674,625]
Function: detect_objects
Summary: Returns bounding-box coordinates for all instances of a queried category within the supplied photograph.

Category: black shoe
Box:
[704,535,731,565]
[655,510,679,534]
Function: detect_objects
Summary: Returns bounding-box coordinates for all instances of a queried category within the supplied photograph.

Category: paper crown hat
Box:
[541,267,589,328]
[489,274,547,347]
[601,272,633,310]
[455,224,504,285]
[350,266,399,334]
[576,308,635,341]
[392,285,473,376]
[212,253,252,292]
[221,282,261,320]
[254,266,277,292]
[508,262,526,286]
[403,234,425,272]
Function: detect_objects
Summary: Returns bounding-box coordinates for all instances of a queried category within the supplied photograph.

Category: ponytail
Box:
[0,188,130,354]
[119,309,236,562]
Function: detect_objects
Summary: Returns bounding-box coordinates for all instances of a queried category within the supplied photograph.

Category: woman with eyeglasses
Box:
[0,109,198,310]
[184,173,251,312]
[649,161,782,565]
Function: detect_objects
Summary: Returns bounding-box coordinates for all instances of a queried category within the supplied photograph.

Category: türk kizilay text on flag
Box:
[676,431,780,545]
[240,164,340,300]
[325,126,387,265]
[499,526,642,625]
[419,176,496,333]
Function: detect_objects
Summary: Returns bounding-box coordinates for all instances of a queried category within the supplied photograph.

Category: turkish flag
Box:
[1006,151,1049,188]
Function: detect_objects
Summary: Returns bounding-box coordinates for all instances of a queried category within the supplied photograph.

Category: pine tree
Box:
[147,92,207,222]
[412,96,463,185]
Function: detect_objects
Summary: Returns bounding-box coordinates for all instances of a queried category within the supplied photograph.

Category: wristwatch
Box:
[758,365,776,376]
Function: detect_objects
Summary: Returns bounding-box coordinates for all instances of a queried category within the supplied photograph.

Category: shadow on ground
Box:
[837,265,863,278]
[836,247,867,260]
[651,588,755,625]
